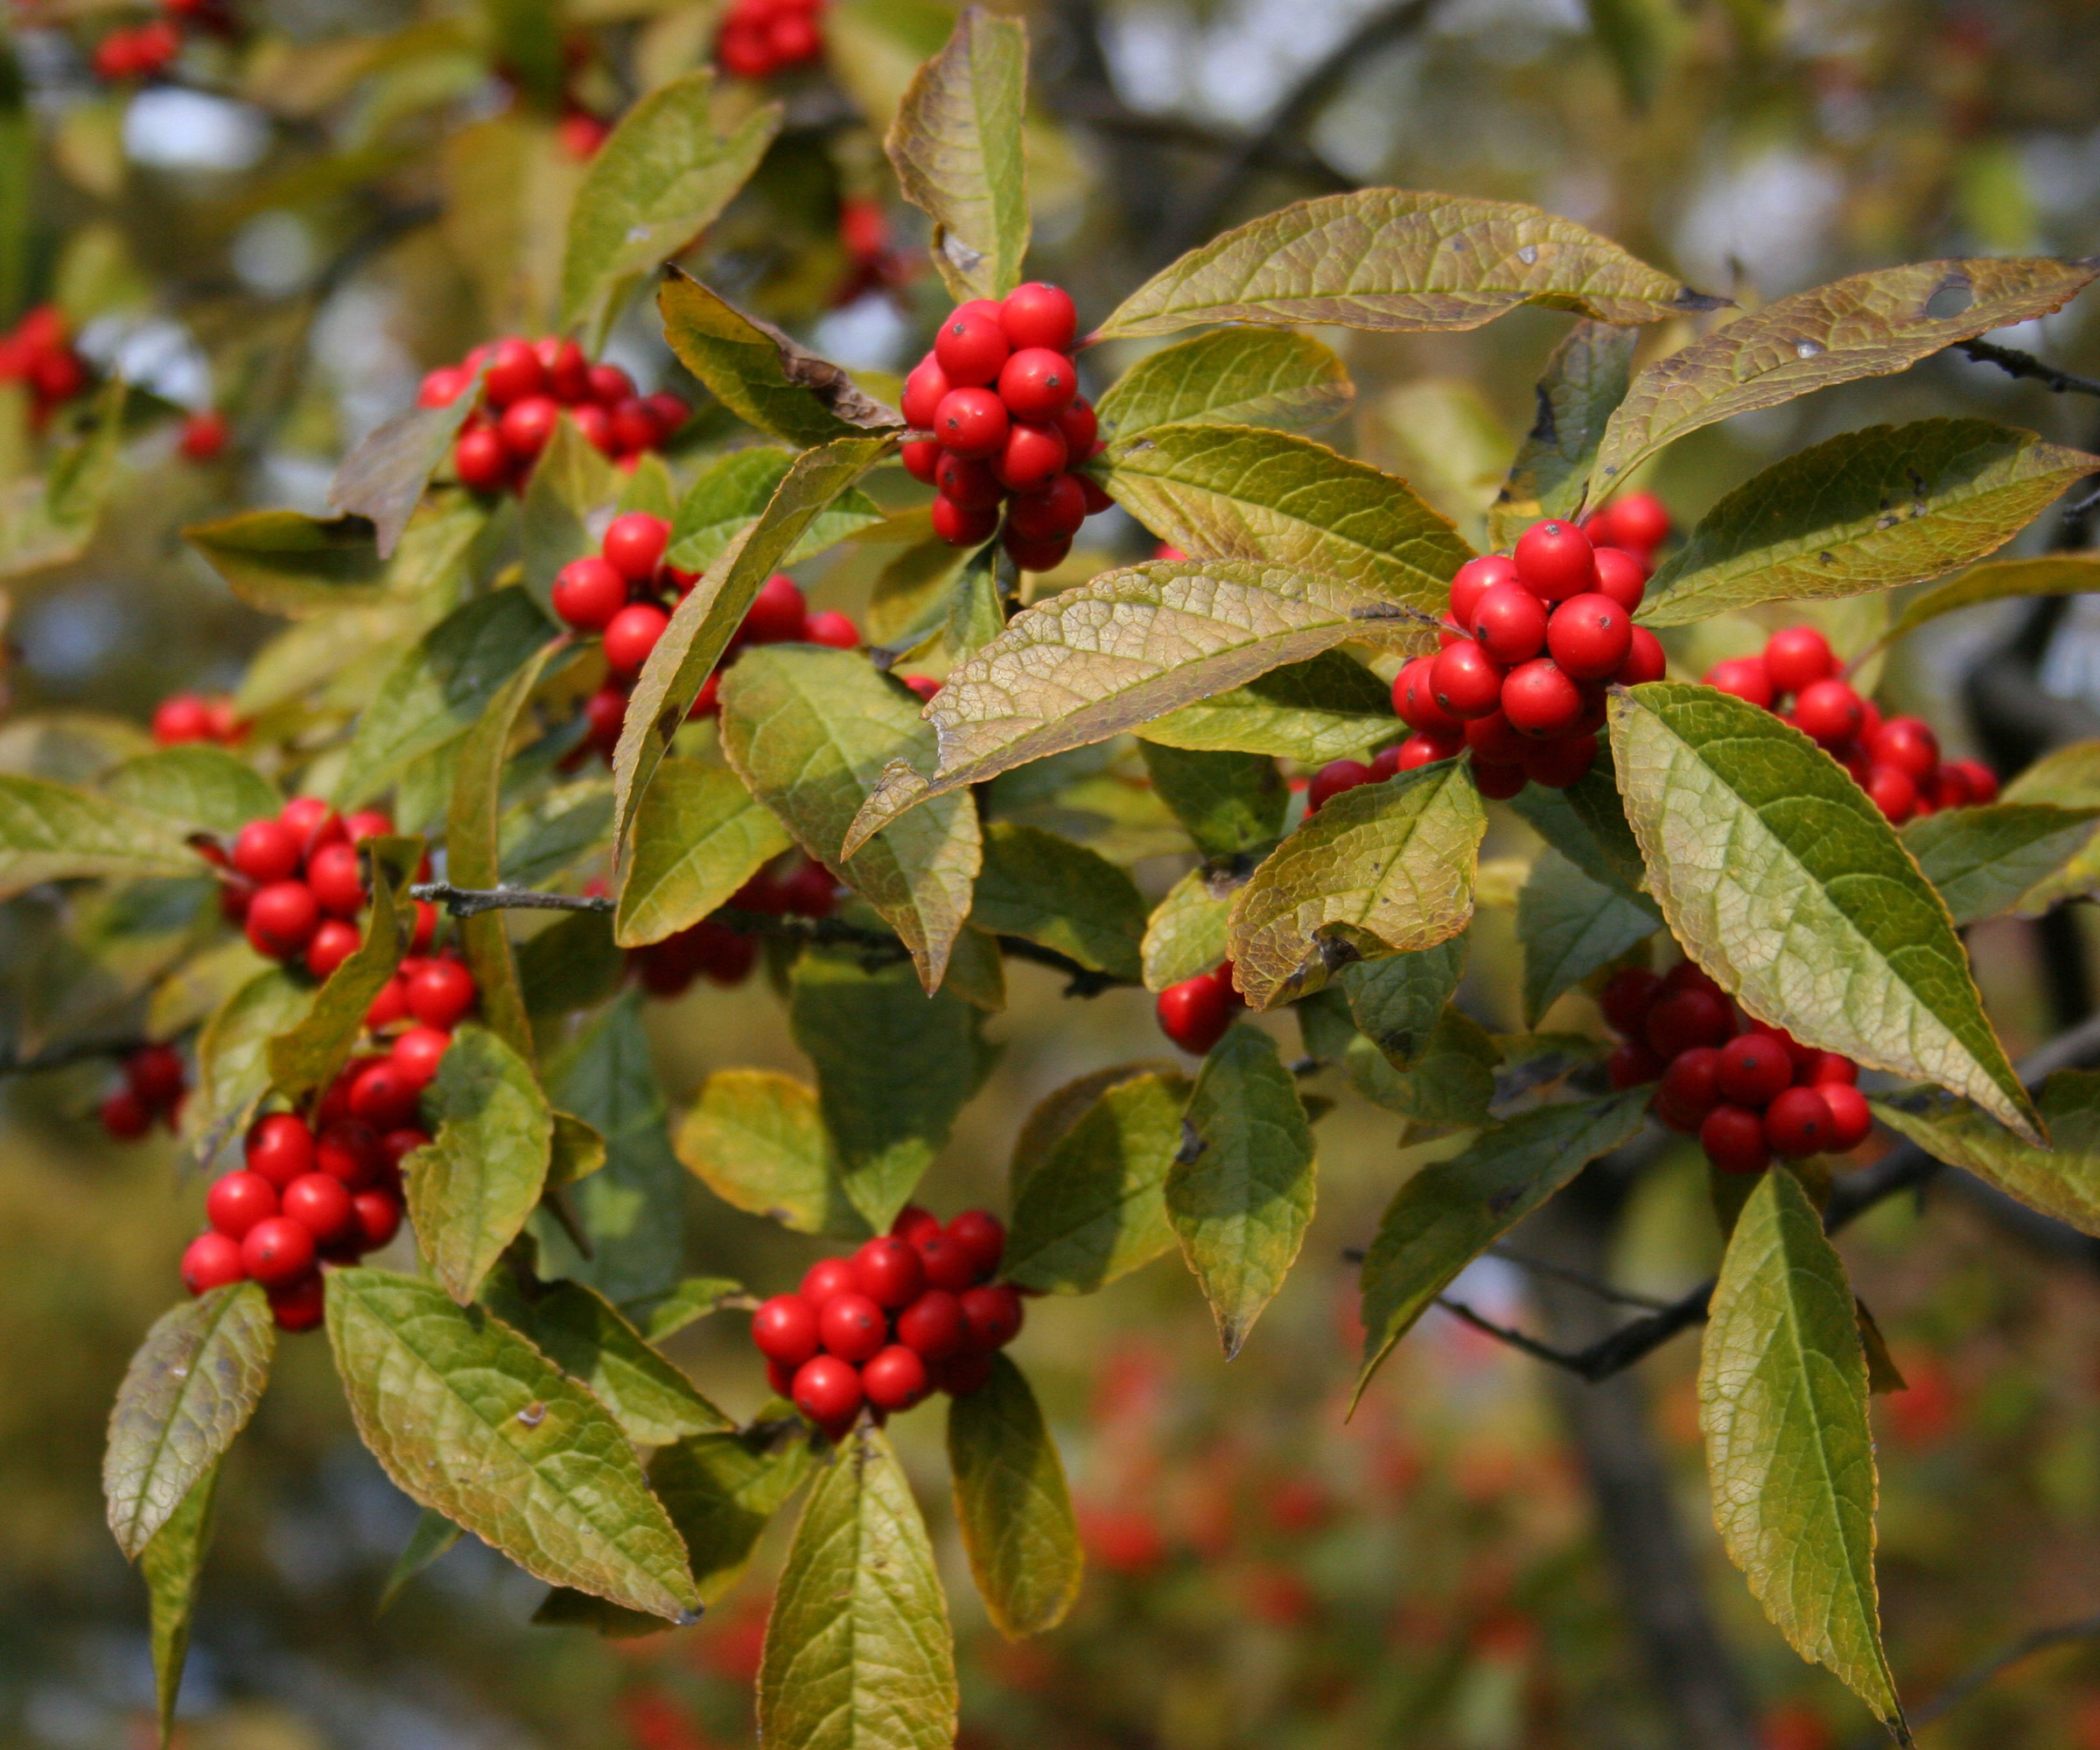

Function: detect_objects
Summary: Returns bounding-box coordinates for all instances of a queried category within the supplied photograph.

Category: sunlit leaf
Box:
[184,968,312,1166]
[1094,329,1354,441]
[676,1068,868,1239]
[616,759,791,948]
[1871,1072,2100,1237]
[948,1355,1082,1637]
[667,445,886,574]
[1140,864,1236,990]
[1873,553,2100,654]
[1141,648,1396,764]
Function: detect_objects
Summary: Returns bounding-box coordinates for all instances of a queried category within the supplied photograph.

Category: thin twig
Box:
[413,882,614,918]
[1956,339,2100,401]
[1486,1246,1679,1312]
[1844,1611,2100,1749]
[1436,1296,1593,1367]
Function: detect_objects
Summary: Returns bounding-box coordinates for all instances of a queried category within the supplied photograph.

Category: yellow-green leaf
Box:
[667,445,886,575]
[1096,189,1718,340]
[1872,1072,2100,1238]
[186,509,388,614]
[616,759,791,948]
[1141,649,1396,765]
[521,416,624,612]
[676,1068,868,1239]
[1698,1168,1905,1733]
[140,1462,220,1747]
[1608,682,2039,1141]
[1094,329,1353,442]
[1903,801,2100,924]
[184,968,312,1165]
[0,771,203,897]
[1140,864,1236,990]
[970,822,1144,980]
[103,746,279,835]
[1872,553,2100,654]
[947,1354,1082,1637]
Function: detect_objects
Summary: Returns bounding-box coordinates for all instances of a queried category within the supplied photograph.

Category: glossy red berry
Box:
[1764,1085,1834,1157]
[482,338,547,410]
[281,797,346,855]
[1763,626,1835,695]
[752,1293,822,1368]
[901,355,952,428]
[1701,1103,1771,1174]
[348,1060,420,1130]
[1158,972,1235,1054]
[1714,1033,1793,1106]
[351,1189,402,1251]
[1513,521,1595,601]
[551,555,629,634]
[343,809,392,844]
[1000,283,1079,351]
[242,1215,318,1288]
[915,1233,977,1295]
[1546,593,1634,682]
[896,1289,966,1359]
[318,1123,384,1188]
[419,367,470,409]
[1306,758,1373,813]
[931,494,998,546]
[997,347,1078,418]
[1499,658,1583,737]
[801,1256,858,1307]
[1448,553,1519,630]
[232,817,302,884]
[247,881,320,959]
[602,604,669,678]
[406,960,477,1029]
[892,1206,942,1245]
[993,419,1068,493]
[282,1172,355,1246]
[306,842,366,917]
[603,513,671,584]
[183,1231,248,1295]
[934,303,1010,386]
[934,387,1008,458]
[246,1113,315,1187]
[863,1345,929,1411]
[1866,765,1916,822]
[852,1236,927,1309]
[1946,758,1998,803]
[1471,760,1526,801]
[1590,547,1647,613]
[1393,655,1462,733]
[1057,397,1098,458]
[946,1209,1005,1279]
[152,695,211,745]
[1432,642,1506,721]
[1603,492,1670,551]
[901,438,941,483]
[791,1354,864,1428]
[390,1026,452,1087]
[1820,1083,1873,1152]
[1646,988,1732,1057]
[1704,656,1774,709]
[817,1291,887,1363]
[206,1170,277,1239]
[1472,583,1549,664]
[1793,678,1865,747]
[1395,730,1464,770]
[934,450,1003,509]
[499,395,559,460]
[304,919,360,981]
[1600,967,1662,1037]
[268,1272,326,1332]
[1651,1046,1721,1132]
[1869,717,1939,780]
[1465,710,1527,766]
[454,424,512,492]
[959,1283,1024,1352]
[1008,473,1088,542]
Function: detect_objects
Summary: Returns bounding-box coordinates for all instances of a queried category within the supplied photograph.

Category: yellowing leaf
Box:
[1591,256,2100,494]
[140,1464,220,1747]
[1094,329,1353,442]
[1873,553,2100,654]
[1140,865,1236,990]
[841,561,1432,857]
[616,759,791,948]
[948,1355,1082,1638]
[667,445,886,575]
[884,6,1028,303]
[1608,682,2038,1141]
[1872,1072,2100,1238]
[970,822,1145,980]
[184,969,312,1166]
[1698,1169,1906,1733]
[676,1068,868,1239]
[1141,649,1396,764]
[0,771,203,896]
[1101,423,1473,610]
[1096,189,1718,340]
[1227,760,1485,1011]
[1640,420,2100,625]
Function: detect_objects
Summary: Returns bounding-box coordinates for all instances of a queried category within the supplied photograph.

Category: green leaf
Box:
[1334,1003,1501,1123]
[1096,190,1718,340]
[1638,420,2100,626]
[0,772,204,897]
[1141,649,1396,765]
[1140,865,1236,990]
[1698,1169,1905,1733]
[549,1111,607,1193]
[720,646,980,990]
[559,70,780,339]
[2005,738,2100,808]
[840,561,1431,857]
[1166,1026,1316,1357]
[481,1270,731,1446]
[658,272,903,446]
[668,445,886,575]
[404,1024,555,1303]
[104,1284,274,1559]
[676,1068,867,1239]
[521,416,624,612]
[518,906,627,1024]
[502,779,615,888]
[1872,1073,2100,1236]
[970,822,1145,980]
[1590,256,2100,495]
[1101,424,1474,610]
[616,759,791,948]
[377,1508,464,1614]
[1608,682,2040,1141]
[947,1354,1082,1637]
[326,367,488,558]
[1872,553,2100,654]
[325,1268,703,1621]
[264,837,420,1103]
[336,587,554,809]
[185,969,312,1166]
[1492,318,1637,538]
[1352,1088,1650,1409]
[103,746,279,834]
[642,1277,746,1340]
[1227,760,1486,1011]
[759,1427,957,1750]
[1340,937,1469,1067]
[1004,1068,1189,1293]
[140,1463,220,1747]
[1138,742,1287,858]
[1507,761,1652,900]
[1518,846,1662,1026]
[614,435,893,862]
[1903,802,2100,924]
[884,5,1028,303]
[1094,329,1354,442]
[789,949,996,1233]
[186,510,388,615]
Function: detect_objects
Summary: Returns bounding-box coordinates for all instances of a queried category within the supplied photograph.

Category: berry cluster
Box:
[90,0,231,80]
[630,853,836,997]
[715,0,823,80]
[1391,521,1666,798]
[900,283,1110,573]
[752,1209,1018,1438]
[150,692,242,746]
[556,513,860,765]
[1704,626,1999,822]
[0,305,89,428]
[424,340,689,496]
[99,1044,187,1140]
[1155,961,1247,1056]
[216,800,431,975]
[1600,964,1874,1174]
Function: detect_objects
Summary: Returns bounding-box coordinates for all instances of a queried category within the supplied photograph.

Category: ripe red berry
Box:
[1714,1032,1793,1106]
[242,1215,318,1288]
[550,557,625,634]
[1546,593,1634,682]
[901,438,941,483]
[152,695,211,745]
[947,1209,1005,1279]
[305,842,366,917]
[1448,554,1519,630]
[247,881,320,959]
[1646,987,1732,1057]
[1701,1103,1771,1174]
[1763,626,1835,695]
[1946,758,1998,803]
[1819,1083,1873,1152]
[817,1291,887,1363]
[1603,492,1670,552]
[1306,758,1373,813]
[896,1288,966,1359]
[246,1113,314,1187]
[1158,972,1235,1054]
[934,450,1003,510]
[609,397,661,454]
[730,573,801,645]
[318,1122,384,1188]
[934,303,1010,386]
[127,1044,186,1109]
[499,395,559,459]
[993,419,1068,493]
[1499,658,1582,736]
[1866,765,1916,822]
[348,1060,421,1130]
[343,808,392,844]
[791,1354,863,1428]
[304,919,360,981]
[901,356,952,428]
[998,347,1078,418]
[1701,658,1772,710]
[280,797,346,856]
[390,1026,452,1087]
[1465,711,1527,765]
[1472,583,1549,664]
[959,1283,1024,1352]
[915,1233,977,1295]
[351,1189,402,1251]
[1057,397,1098,458]
[232,817,302,884]
[182,1231,247,1295]
[406,960,477,1028]
[1000,283,1079,352]
[752,1293,822,1368]
[892,1205,942,1244]
[801,1256,858,1306]
[602,604,669,677]
[1612,626,1666,687]
[803,611,858,649]
[603,513,671,583]
[454,426,512,493]
[1600,967,1662,1038]
[1394,730,1464,770]
[935,387,1008,457]
[281,1172,356,1246]
[206,1170,276,1239]
[1793,678,1865,747]
[481,338,546,410]
[1520,732,1597,789]
[268,1272,326,1332]
[1590,547,1647,614]
[1869,717,1939,780]
[419,367,470,409]
[1393,655,1462,733]
[851,1236,927,1309]
[1008,473,1088,542]
[1762,1085,1834,1157]
[1432,642,1506,720]
[863,1345,930,1411]
[931,494,998,546]
[1513,521,1595,601]
[1607,1040,1664,1088]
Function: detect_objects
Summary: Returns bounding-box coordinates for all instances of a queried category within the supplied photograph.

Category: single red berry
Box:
[183,1231,248,1294]
[603,512,671,583]
[419,366,470,409]
[1432,642,1507,720]
[246,1113,314,1187]
[863,1345,930,1411]
[152,695,211,745]
[1590,547,1647,613]
[1866,765,1916,822]
[242,1215,318,1288]
[1600,968,1663,1038]
[764,1355,796,1396]
[1520,732,1597,789]
[268,1272,326,1332]
[499,395,559,460]
[1306,758,1373,813]
[1499,658,1582,736]
[343,808,392,843]
[997,347,1078,418]
[1513,521,1595,601]
[1763,626,1835,695]
[1158,973,1234,1054]
[1794,678,1865,748]
[318,1123,385,1190]
[802,611,858,649]
[892,1206,942,1244]
[993,419,1068,493]
[126,1044,186,1109]
[1869,716,1938,780]
[1930,766,1973,809]
[454,426,512,493]
[180,410,229,461]
[1603,492,1671,551]
[304,919,360,981]
[1701,1103,1771,1174]
[390,1026,452,1087]
[1000,283,1079,352]
[1057,397,1098,458]
[931,494,998,546]
[1699,660,1772,713]
[959,1283,1024,1351]
[206,1171,279,1242]
[934,302,1011,386]
[1448,554,1519,630]
[602,604,669,677]
[1651,1046,1720,1131]
[1393,655,1462,733]
[947,1209,1004,1278]
[247,881,320,959]
[1008,473,1088,542]
[609,397,661,455]
[1471,760,1526,801]
[585,361,636,407]
[1715,1033,1793,1107]
[915,1233,978,1294]
[1764,1085,1834,1157]
[896,1289,966,1359]
[538,336,592,402]
[351,1189,402,1251]
[1820,1083,1873,1152]
[851,1236,927,1309]
[481,337,546,410]
[1006,531,1075,573]
[1396,730,1464,770]
[305,842,366,917]
[1609,626,1665,687]
[348,1061,421,1130]
[934,450,1004,511]
[741,573,808,644]
[279,797,347,856]
[1546,593,1633,682]
[232,817,302,884]
[1465,710,1527,765]
[752,1293,822,1368]
[817,1291,887,1363]
[1946,758,1998,803]
[406,960,477,1029]
[570,403,615,455]
[801,1256,858,1308]
[1803,1052,1856,1087]
[901,438,941,483]
[792,1354,864,1428]
[281,1172,356,1245]
[1646,988,1732,1057]
[901,355,952,429]
[1472,583,1550,664]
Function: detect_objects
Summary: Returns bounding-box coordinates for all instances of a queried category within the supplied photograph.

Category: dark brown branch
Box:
[0,1034,150,1080]
[413,881,612,918]
[1956,339,2100,401]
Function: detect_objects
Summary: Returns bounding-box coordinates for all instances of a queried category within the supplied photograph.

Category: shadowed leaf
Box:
[1142,649,1396,764]
[970,822,1145,980]
[1492,318,1637,540]
[948,1355,1082,1637]
[1903,802,2100,924]
[1872,1072,2100,1238]
[141,1463,220,1746]
[1873,553,2100,654]
[1518,845,1661,1025]
[104,746,279,834]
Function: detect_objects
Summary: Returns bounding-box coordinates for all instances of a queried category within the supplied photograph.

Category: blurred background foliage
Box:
[10,0,2100,1746]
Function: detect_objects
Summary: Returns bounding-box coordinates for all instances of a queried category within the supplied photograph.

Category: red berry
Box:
[1765,1085,1835,1157]
[1869,716,1938,780]
[803,611,858,649]
[851,1236,928,1309]
[765,1356,796,1397]
[896,1289,966,1359]
[318,1122,385,1188]
[1158,972,1234,1054]
[1866,765,1916,822]
[1513,521,1595,601]
[934,303,1010,386]
[390,1026,452,1087]
[570,403,615,454]
[609,397,661,455]
[1714,1032,1793,1106]
[279,797,346,856]
[1306,758,1373,813]
[1396,730,1464,770]
[892,1205,941,1244]
[1520,732,1597,789]
[1946,758,1998,804]
[351,1189,402,1251]
[419,366,469,409]
[916,1233,978,1294]
[1499,658,1582,736]
[1057,397,1098,458]
[499,395,559,460]
[1008,473,1088,542]
[454,426,512,493]
[1432,642,1506,720]
[182,1232,247,1294]
[1793,678,1865,747]
[406,960,476,1028]
[246,1113,315,1187]
[740,574,808,644]
[482,337,546,410]
[343,809,392,843]
[959,1283,1024,1351]
[1604,492,1670,551]
[1763,626,1835,695]
[1701,1103,1771,1174]
[1000,283,1079,352]
[268,1272,326,1332]
[1590,547,1647,613]
[1471,583,1549,664]
[152,695,211,744]
[348,1060,420,1130]
[127,1044,186,1108]
[934,450,1003,509]
[752,1293,822,1368]
[232,817,302,884]
[993,419,1068,492]
[1448,554,1518,630]
[901,438,941,483]
[1546,593,1633,682]
[304,919,360,981]
[946,1209,1004,1278]
[1820,1083,1873,1152]
[791,1354,863,1428]
[901,356,952,429]
[1393,655,1461,732]
[603,513,670,583]
[1704,657,1774,709]
[306,842,367,917]
[281,1172,355,1245]
[603,604,669,677]
[863,1345,929,1411]
[1466,711,1527,765]
[206,1170,277,1239]
[1471,760,1526,801]
[586,362,636,408]
[931,494,998,546]
[538,337,591,402]
[1803,1052,1856,1086]
[247,881,320,959]
[1004,533,1075,577]
[242,1215,317,1288]
[817,1291,887,1363]
[801,1256,858,1306]
[1646,987,1732,1057]
[997,347,1078,418]
[1600,967,1662,1038]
